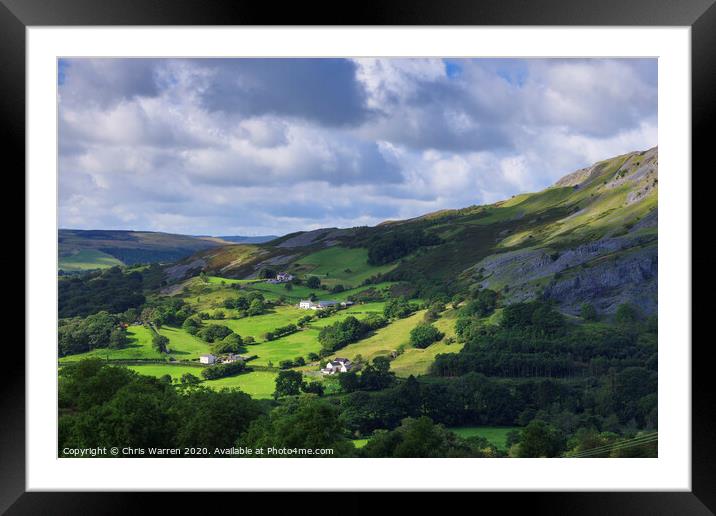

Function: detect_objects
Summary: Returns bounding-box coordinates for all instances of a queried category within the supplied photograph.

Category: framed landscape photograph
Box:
[7,0,713,511]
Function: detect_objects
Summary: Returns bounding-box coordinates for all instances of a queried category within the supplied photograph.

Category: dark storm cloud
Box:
[59,58,162,108]
[198,59,370,127]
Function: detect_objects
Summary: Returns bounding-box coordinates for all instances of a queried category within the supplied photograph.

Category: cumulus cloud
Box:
[58,58,657,236]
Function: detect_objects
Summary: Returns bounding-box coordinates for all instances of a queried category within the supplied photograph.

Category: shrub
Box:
[410,323,444,349]
[201,361,246,380]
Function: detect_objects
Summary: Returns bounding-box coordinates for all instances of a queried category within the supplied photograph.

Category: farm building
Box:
[321,357,353,375]
[221,353,244,364]
[199,354,216,365]
[299,299,339,310]
[266,272,294,284]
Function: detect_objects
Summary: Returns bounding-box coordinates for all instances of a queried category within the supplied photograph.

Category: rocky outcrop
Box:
[164,258,206,283]
[472,230,657,315]
[542,245,657,315]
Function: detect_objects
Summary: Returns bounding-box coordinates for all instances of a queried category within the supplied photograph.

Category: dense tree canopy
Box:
[59,267,145,318]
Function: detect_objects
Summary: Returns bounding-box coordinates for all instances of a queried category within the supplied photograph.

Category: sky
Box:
[58,58,657,236]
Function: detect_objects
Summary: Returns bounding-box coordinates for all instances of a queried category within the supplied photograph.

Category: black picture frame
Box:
[4,0,710,512]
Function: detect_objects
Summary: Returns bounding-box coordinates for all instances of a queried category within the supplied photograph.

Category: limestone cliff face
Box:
[469,147,658,315]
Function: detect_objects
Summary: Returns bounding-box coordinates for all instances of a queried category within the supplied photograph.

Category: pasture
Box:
[203,370,277,399]
[448,426,520,451]
[58,324,211,363]
[334,310,426,366]
[248,328,323,366]
[125,363,204,380]
[390,309,462,377]
[59,249,123,271]
[290,247,397,287]
[204,305,307,341]
[123,363,277,399]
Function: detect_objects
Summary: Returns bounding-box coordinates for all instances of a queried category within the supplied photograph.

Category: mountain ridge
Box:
[163,146,658,315]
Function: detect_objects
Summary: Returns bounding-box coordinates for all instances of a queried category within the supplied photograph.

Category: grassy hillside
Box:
[59,248,124,271]
[163,148,656,315]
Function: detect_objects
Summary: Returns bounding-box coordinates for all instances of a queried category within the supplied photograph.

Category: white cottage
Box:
[199,354,216,365]
[321,357,353,375]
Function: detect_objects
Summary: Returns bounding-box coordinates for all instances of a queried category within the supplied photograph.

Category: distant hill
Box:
[214,235,278,244]
[166,147,658,315]
[58,229,234,271]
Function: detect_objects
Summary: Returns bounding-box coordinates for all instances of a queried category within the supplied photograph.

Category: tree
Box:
[580,303,598,321]
[361,416,496,458]
[201,361,246,380]
[517,420,564,457]
[338,371,361,393]
[109,328,128,349]
[211,333,243,355]
[409,323,444,349]
[531,304,565,335]
[180,372,201,385]
[238,397,355,456]
[615,303,639,324]
[306,276,321,289]
[197,324,233,343]
[383,297,414,319]
[284,283,293,291]
[152,334,170,354]
[301,381,325,396]
[274,370,303,398]
[461,289,498,318]
[247,298,265,317]
[259,268,277,279]
[359,356,395,391]
[182,315,202,335]
[176,389,261,450]
[58,311,118,356]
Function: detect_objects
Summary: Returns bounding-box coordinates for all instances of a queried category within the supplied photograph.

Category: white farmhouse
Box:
[199,354,216,365]
[321,357,353,375]
[276,272,294,282]
[299,299,339,310]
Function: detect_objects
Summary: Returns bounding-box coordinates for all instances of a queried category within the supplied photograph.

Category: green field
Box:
[448,426,520,451]
[159,326,214,359]
[203,302,387,366]
[204,306,307,341]
[248,328,323,366]
[335,310,426,366]
[125,363,205,380]
[59,249,124,271]
[390,309,462,377]
[125,363,277,399]
[206,276,260,285]
[246,281,396,303]
[290,247,397,287]
[59,324,212,363]
[203,370,277,398]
